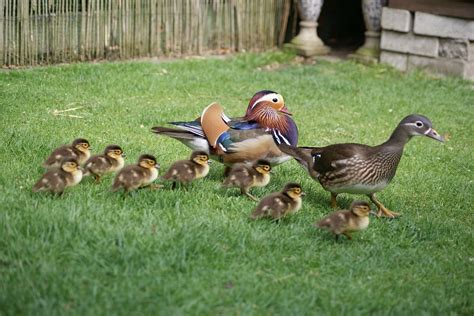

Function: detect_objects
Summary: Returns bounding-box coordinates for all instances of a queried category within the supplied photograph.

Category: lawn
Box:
[0,51,472,315]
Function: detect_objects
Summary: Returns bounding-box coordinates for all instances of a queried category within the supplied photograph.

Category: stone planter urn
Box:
[289,0,330,57]
[351,0,388,63]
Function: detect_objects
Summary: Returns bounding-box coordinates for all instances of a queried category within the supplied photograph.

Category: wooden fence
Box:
[0,0,294,67]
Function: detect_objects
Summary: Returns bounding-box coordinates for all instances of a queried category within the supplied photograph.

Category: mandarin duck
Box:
[111,154,160,193]
[152,90,298,171]
[43,138,91,169]
[277,114,444,218]
[315,200,372,241]
[33,158,83,195]
[250,183,305,220]
[222,159,272,201]
[84,145,125,183]
[162,151,210,189]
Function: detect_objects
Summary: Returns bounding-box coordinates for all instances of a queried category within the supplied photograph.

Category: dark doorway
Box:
[318,0,366,55]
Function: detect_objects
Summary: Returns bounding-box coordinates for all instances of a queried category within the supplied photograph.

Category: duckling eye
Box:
[415,121,423,128]
[272,98,278,103]
[294,188,300,193]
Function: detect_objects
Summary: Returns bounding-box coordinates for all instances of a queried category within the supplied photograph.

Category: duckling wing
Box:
[163,161,196,182]
[250,193,287,219]
[223,163,253,187]
[85,155,112,174]
[33,171,66,193]
[112,165,144,190]
[43,145,75,167]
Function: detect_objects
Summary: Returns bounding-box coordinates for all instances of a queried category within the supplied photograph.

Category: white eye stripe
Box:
[250,93,282,110]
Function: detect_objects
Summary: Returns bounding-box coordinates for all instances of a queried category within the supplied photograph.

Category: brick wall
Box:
[380,7,474,80]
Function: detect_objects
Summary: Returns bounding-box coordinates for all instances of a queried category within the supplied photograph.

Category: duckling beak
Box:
[300,192,306,197]
[369,210,377,216]
[208,160,213,164]
[279,105,292,116]
[122,153,127,158]
[154,163,160,169]
[425,128,444,142]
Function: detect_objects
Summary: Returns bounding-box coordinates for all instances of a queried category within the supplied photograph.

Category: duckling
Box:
[223,159,272,201]
[315,201,372,241]
[162,151,210,189]
[84,145,125,183]
[43,138,91,169]
[33,158,83,195]
[111,154,160,193]
[250,183,305,220]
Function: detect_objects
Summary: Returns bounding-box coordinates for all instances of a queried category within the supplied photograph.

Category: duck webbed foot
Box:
[368,193,400,218]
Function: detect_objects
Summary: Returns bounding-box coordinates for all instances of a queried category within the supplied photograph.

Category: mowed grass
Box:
[0,51,473,315]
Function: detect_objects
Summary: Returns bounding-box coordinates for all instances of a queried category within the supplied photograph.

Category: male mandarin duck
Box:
[33,158,83,195]
[222,159,272,201]
[152,90,298,170]
[277,114,444,218]
[42,138,91,169]
[84,145,126,183]
[315,200,373,241]
[162,151,210,189]
[250,183,305,220]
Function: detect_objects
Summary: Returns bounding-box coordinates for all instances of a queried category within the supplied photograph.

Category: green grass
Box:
[1,51,473,315]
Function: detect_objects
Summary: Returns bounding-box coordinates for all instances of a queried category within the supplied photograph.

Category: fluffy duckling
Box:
[223,159,272,201]
[315,201,372,241]
[33,158,83,195]
[43,138,91,169]
[162,151,210,189]
[111,154,160,193]
[250,183,305,220]
[84,145,125,183]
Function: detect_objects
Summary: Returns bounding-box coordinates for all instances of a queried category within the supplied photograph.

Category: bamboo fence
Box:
[0,0,294,67]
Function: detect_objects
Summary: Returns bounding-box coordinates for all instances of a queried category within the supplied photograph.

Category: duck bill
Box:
[279,105,292,116]
[154,163,161,169]
[425,128,444,142]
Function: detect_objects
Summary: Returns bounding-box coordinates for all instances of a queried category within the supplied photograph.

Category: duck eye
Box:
[272,98,278,103]
[415,121,423,127]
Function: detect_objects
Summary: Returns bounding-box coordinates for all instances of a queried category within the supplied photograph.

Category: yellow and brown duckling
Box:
[43,138,91,169]
[111,154,160,193]
[222,159,272,201]
[315,200,372,241]
[33,158,83,195]
[84,145,125,183]
[162,151,210,189]
[250,183,305,220]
